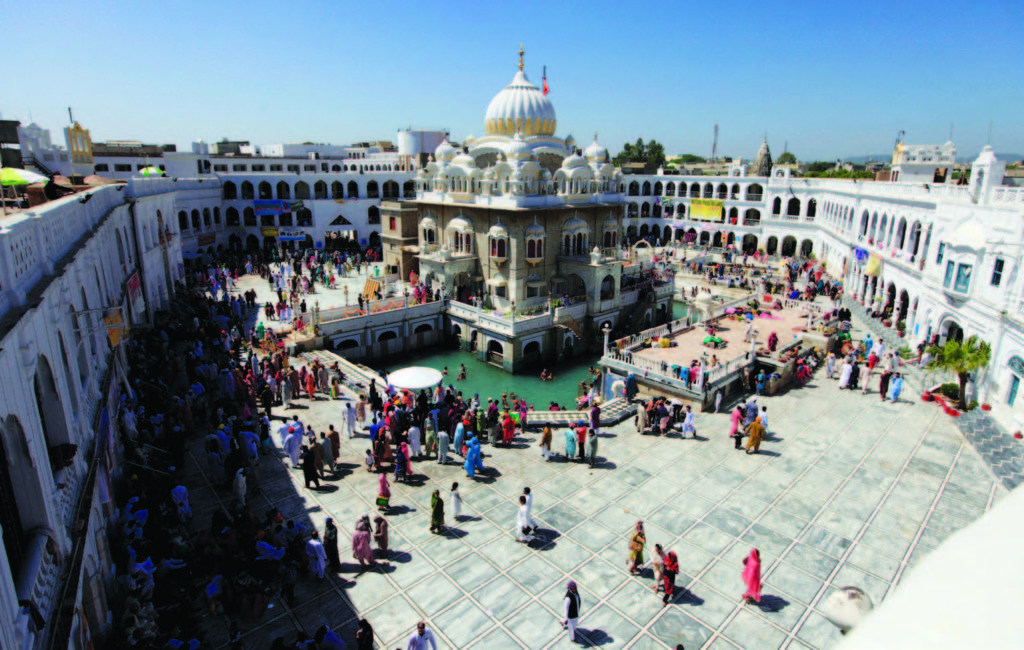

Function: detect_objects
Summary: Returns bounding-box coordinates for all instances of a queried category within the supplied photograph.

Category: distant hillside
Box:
[841,153,1023,164]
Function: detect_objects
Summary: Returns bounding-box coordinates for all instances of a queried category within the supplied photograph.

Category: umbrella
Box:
[137,167,165,178]
[386,366,444,391]
[1,168,48,186]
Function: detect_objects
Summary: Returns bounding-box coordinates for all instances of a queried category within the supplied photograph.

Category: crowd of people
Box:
[105,243,802,648]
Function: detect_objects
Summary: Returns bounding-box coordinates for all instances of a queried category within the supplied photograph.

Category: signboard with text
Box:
[254,200,286,216]
[689,198,724,222]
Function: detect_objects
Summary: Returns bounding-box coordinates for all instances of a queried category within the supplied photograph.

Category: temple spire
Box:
[518,43,524,70]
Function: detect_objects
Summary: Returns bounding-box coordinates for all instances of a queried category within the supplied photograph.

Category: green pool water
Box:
[373,347,600,408]
[370,300,691,407]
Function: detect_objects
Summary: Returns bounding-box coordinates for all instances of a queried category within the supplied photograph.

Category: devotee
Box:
[351,517,376,569]
[745,417,765,454]
[373,516,390,560]
[662,551,680,606]
[651,543,666,594]
[429,489,445,534]
[742,548,762,604]
[681,405,696,438]
[450,482,464,521]
[306,530,327,579]
[376,473,391,511]
[730,406,744,450]
[515,495,536,544]
[539,426,553,461]
[561,581,583,645]
[323,518,341,572]
[586,429,599,468]
[406,621,438,650]
[627,521,646,575]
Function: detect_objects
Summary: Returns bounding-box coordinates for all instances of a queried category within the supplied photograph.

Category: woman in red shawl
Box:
[742,548,762,604]
[662,551,679,606]
[305,371,316,401]
[502,413,515,447]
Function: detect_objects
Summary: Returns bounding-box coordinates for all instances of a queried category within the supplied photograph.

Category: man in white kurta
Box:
[306,531,328,579]
[408,424,422,458]
[516,496,536,543]
[233,469,247,507]
[523,487,537,528]
[283,429,303,467]
[345,403,357,438]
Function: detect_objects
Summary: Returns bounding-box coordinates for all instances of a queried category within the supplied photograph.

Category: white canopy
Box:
[387,366,444,391]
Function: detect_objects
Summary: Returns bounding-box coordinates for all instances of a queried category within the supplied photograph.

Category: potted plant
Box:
[925,337,992,412]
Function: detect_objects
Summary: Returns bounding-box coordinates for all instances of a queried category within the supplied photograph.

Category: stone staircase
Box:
[527,397,637,429]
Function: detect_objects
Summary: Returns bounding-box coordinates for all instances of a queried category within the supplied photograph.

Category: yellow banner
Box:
[690,198,723,222]
[864,254,883,277]
[104,308,127,347]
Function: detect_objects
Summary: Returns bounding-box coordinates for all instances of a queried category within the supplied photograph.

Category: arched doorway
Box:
[600,274,615,299]
[897,290,910,326]
[781,236,796,256]
[766,236,778,255]
[368,231,381,248]
[800,239,813,257]
[228,234,242,250]
[699,231,710,246]
[712,232,723,248]
[34,355,72,479]
[943,319,964,344]
[565,274,587,301]
[742,234,758,254]
[487,340,504,363]
[246,235,260,251]
[0,416,50,579]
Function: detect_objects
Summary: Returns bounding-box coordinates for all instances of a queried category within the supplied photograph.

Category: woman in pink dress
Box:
[352,516,376,568]
[741,548,762,604]
[729,406,743,449]
[400,441,412,472]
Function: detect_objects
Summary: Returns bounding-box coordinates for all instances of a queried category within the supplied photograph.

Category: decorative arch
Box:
[222,181,237,200]
[347,181,359,199]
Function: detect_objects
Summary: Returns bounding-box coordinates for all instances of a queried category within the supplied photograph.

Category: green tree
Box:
[806,161,833,173]
[926,335,992,410]
[776,152,797,165]
[674,153,705,164]
[613,138,667,171]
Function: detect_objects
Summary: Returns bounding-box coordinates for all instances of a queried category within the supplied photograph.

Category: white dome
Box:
[452,152,476,168]
[506,133,533,161]
[525,222,546,238]
[584,139,607,163]
[434,138,457,163]
[565,134,575,148]
[488,224,509,238]
[562,152,587,170]
[485,69,557,137]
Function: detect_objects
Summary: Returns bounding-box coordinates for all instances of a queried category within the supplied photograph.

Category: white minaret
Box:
[968,146,1005,205]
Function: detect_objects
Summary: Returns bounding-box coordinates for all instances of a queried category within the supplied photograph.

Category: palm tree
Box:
[926,335,992,410]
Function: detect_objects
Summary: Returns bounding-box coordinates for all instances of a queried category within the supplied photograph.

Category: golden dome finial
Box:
[518,43,524,70]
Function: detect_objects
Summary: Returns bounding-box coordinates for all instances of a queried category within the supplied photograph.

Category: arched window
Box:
[786,198,801,217]
[277,181,291,200]
[690,183,701,197]
[314,181,328,199]
[213,207,221,224]
[223,181,237,199]
[628,181,639,196]
[404,180,415,198]
[703,183,714,198]
[772,197,782,215]
[367,206,380,225]
[642,181,651,196]
[243,207,256,226]
[348,181,359,199]
[383,180,399,199]
[203,208,211,227]
[367,181,380,199]
[731,183,740,199]
[241,181,254,199]
[331,164,341,172]
[294,181,310,200]
[258,181,272,200]
[717,183,728,199]
[654,181,663,196]
[226,207,240,226]
[807,199,817,219]
[178,211,188,230]
[746,184,763,201]
[665,182,675,196]
[191,209,201,230]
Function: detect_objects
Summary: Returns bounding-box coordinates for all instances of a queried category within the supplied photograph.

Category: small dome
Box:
[599,162,616,175]
[434,138,457,163]
[452,152,476,168]
[562,215,589,234]
[446,217,473,233]
[603,214,618,230]
[565,134,575,148]
[584,138,607,163]
[525,222,546,238]
[464,134,476,145]
[562,152,587,170]
[506,132,533,161]
[420,216,437,229]
[488,224,509,238]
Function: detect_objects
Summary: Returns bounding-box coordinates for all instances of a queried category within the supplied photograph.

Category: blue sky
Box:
[7,0,1023,161]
